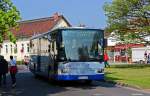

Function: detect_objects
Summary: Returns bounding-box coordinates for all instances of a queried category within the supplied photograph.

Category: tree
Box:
[104,0,150,44]
[0,0,20,43]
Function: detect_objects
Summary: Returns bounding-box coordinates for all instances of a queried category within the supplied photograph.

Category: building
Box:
[0,13,71,61]
[106,33,147,63]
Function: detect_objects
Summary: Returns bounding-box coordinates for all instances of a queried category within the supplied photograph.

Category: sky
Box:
[12,0,112,29]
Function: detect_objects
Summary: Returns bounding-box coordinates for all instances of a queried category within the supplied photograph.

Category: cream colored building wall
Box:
[0,38,30,61]
[52,19,69,30]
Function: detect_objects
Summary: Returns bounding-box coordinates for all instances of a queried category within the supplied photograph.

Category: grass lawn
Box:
[105,66,150,89]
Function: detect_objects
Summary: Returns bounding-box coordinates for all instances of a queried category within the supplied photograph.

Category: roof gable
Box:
[12,13,71,38]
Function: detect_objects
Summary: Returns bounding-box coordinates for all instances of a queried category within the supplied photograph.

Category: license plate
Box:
[78,76,88,79]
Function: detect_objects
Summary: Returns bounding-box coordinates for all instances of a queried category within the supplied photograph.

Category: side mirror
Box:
[48,44,50,52]
[104,39,107,48]
[98,38,107,48]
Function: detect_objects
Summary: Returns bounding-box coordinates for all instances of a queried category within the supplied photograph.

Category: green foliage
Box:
[127,47,132,57]
[0,0,20,43]
[104,0,150,43]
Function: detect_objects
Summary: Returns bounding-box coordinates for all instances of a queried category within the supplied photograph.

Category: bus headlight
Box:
[61,68,69,73]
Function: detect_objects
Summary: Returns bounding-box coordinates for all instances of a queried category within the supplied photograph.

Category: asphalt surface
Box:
[0,65,150,96]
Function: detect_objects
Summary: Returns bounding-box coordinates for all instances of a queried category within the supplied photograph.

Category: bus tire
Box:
[34,73,39,78]
[85,80,92,84]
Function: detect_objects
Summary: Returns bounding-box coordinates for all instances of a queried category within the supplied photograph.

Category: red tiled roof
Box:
[114,44,144,50]
[11,13,71,38]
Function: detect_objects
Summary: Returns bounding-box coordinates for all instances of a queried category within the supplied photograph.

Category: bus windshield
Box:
[58,29,104,61]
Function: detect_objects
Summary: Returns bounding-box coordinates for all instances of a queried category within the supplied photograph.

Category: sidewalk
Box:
[17,65,29,71]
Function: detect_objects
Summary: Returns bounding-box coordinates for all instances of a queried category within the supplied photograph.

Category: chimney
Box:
[53,12,59,21]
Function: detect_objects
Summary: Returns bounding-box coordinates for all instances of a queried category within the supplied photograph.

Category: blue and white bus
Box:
[29,27,106,83]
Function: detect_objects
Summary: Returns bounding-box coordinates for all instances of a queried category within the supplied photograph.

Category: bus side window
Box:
[48,44,50,52]
[52,42,54,52]
[104,39,107,48]
[50,42,52,52]
[30,40,32,48]
[54,41,57,55]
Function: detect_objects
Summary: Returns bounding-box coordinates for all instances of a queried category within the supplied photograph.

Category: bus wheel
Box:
[34,74,39,78]
[85,80,92,84]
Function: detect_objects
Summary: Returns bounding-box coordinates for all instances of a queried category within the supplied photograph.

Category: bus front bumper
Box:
[54,74,104,81]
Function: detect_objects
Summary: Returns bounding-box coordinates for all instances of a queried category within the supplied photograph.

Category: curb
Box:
[103,80,150,94]
[17,65,27,70]
[104,80,142,90]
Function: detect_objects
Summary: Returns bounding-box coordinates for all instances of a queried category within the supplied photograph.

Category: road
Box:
[0,65,150,96]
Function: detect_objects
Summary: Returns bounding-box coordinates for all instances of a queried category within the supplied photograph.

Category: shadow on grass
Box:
[104,72,123,86]
[105,76,122,81]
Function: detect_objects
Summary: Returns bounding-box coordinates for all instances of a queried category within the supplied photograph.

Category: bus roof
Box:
[30,27,104,40]
[54,27,104,31]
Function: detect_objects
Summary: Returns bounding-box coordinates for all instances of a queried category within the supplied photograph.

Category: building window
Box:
[14,44,17,54]
[5,45,8,53]
[10,45,13,54]
[21,44,24,53]
[27,43,29,53]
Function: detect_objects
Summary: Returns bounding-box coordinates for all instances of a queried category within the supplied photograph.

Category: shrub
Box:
[111,64,150,68]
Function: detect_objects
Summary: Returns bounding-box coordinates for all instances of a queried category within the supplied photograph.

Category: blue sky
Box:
[12,0,112,29]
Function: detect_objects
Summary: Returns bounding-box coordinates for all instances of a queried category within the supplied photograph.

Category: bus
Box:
[29,27,106,83]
